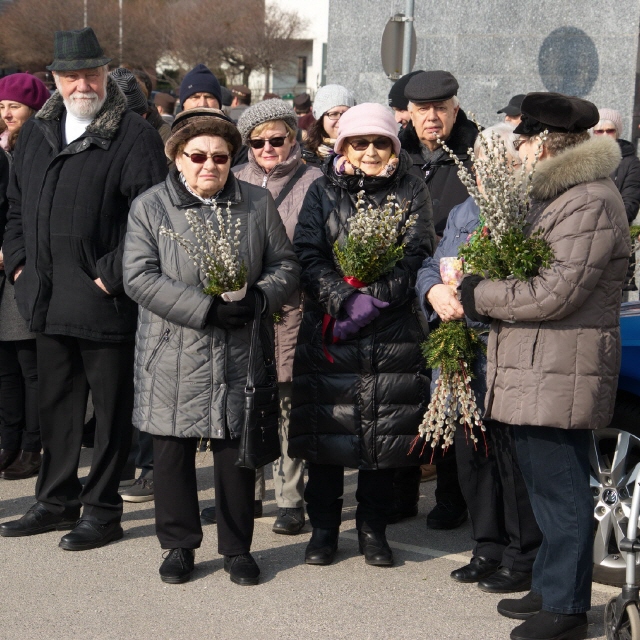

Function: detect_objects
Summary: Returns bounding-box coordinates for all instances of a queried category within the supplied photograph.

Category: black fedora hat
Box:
[497,94,526,116]
[46,28,111,72]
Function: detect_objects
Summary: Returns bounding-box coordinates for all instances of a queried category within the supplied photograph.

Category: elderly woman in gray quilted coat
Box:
[123,108,299,587]
[460,93,631,640]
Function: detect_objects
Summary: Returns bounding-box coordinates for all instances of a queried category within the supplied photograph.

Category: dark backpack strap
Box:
[273,164,307,209]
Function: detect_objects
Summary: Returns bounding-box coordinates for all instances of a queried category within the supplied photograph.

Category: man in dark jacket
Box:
[395,70,478,530]
[0,28,167,549]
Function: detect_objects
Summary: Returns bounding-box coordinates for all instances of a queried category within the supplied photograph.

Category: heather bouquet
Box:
[160,205,247,299]
[416,124,553,453]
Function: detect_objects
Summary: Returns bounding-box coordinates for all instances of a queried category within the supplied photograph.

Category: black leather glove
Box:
[458,275,492,324]
[206,290,259,330]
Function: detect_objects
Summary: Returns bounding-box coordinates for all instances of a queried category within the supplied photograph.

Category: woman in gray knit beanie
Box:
[226,99,322,536]
[304,84,356,165]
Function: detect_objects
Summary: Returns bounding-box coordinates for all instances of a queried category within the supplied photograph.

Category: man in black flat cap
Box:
[497,94,525,127]
[0,27,167,550]
[460,91,630,640]
[388,70,423,129]
[398,69,476,532]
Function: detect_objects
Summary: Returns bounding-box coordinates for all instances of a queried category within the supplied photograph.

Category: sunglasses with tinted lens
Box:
[183,151,230,164]
[349,138,393,151]
[248,136,286,149]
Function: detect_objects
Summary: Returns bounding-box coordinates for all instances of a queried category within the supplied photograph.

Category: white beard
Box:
[63,91,106,119]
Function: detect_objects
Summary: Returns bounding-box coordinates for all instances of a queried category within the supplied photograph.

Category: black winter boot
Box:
[510,610,588,640]
[305,527,339,565]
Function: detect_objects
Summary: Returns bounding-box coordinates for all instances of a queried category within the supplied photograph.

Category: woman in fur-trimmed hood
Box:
[459,92,631,639]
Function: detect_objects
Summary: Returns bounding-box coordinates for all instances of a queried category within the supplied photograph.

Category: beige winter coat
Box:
[234,143,322,382]
[474,136,631,430]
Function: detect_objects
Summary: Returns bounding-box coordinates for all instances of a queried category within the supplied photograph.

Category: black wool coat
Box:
[3,77,168,342]
[400,108,478,235]
[612,139,640,223]
[288,151,436,470]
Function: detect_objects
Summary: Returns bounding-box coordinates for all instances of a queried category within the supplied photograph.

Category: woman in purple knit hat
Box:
[0,73,50,480]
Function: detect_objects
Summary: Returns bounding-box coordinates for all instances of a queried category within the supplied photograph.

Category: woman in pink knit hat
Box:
[0,73,50,480]
[289,102,436,568]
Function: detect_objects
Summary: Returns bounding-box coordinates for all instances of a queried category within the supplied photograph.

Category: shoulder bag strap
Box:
[273,164,307,209]
[246,290,277,390]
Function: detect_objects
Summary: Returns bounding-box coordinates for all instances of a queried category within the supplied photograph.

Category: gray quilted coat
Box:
[123,170,300,439]
[474,136,631,430]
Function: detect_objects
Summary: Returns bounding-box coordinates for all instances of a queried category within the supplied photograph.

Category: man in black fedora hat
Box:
[0,27,167,550]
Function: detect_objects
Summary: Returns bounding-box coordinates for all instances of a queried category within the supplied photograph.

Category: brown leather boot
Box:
[1,451,41,480]
[0,449,19,472]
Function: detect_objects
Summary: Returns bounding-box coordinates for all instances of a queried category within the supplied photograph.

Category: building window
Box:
[297,57,307,85]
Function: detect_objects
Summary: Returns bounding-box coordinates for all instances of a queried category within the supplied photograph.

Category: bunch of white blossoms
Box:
[348,191,418,254]
[438,120,545,244]
[159,205,246,297]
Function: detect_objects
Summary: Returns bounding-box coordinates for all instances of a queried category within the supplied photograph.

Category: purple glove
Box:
[343,292,390,328]
[333,317,360,340]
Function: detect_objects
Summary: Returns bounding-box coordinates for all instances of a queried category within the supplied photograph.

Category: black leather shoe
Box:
[358,530,394,567]
[59,519,123,551]
[0,448,19,472]
[305,527,339,565]
[426,500,468,530]
[478,566,532,594]
[272,507,305,535]
[159,548,195,584]
[451,556,501,583]
[224,553,260,586]
[1,451,41,480]
[387,504,419,525]
[498,591,543,620]
[510,610,588,640]
[201,500,263,525]
[0,502,79,537]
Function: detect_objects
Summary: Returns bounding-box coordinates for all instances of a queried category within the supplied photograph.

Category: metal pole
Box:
[401,0,415,75]
[83,0,87,28]
[118,0,123,66]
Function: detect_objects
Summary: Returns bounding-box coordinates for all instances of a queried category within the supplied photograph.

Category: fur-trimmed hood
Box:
[35,76,127,139]
[530,135,622,201]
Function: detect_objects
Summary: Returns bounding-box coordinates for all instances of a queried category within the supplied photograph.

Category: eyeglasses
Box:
[248,136,287,149]
[513,137,528,151]
[325,110,348,121]
[593,128,617,135]
[349,138,393,151]
[183,151,230,164]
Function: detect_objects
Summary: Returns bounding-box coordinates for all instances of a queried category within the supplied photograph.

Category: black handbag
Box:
[235,291,281,470]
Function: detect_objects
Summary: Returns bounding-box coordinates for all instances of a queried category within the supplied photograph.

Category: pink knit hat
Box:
[334,103,401,156]
[597,108,623,136]
[0,73,50,111]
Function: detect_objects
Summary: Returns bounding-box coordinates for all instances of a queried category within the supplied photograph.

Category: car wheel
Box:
[591,391,640,586]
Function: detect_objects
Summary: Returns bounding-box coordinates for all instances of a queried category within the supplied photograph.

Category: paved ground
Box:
[0,449,616,639]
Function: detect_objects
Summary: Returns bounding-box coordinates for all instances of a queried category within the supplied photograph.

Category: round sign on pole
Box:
[381,14,417,80]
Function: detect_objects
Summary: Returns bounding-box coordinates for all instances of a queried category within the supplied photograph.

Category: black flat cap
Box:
[497,94,525,116]
[513,92,599,135]
[388,70,423,110]
[404,70,459,104]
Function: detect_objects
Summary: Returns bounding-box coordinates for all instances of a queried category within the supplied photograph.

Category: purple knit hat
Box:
[0,73,50,111]
[334,103,401,156]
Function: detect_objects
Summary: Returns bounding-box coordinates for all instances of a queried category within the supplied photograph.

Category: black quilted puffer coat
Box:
[288,151,436,469]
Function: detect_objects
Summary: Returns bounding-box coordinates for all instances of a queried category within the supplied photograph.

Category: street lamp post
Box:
[119,0,123,66]
[401,0,415,76]
[83,0,87,28]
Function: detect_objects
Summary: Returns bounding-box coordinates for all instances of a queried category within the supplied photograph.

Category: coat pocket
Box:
[145,328,171,372]
[516,323,541,369]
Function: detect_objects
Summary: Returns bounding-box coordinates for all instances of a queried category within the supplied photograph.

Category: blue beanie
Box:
[179,64,222,107]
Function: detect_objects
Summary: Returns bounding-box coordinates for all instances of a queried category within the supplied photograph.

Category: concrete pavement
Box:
[0,449,613,639]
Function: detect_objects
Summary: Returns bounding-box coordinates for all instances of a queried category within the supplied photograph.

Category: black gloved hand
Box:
[458,275,492,324]
[206,290,259,330]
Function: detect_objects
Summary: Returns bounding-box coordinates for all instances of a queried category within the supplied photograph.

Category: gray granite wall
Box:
[327,1,640,139]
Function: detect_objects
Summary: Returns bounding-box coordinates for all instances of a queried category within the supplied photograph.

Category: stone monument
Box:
[326,1,640,139]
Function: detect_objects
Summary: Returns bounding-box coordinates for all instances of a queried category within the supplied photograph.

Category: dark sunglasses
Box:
[183,151,230,164]
[248,136,287,149]
[349,138,393,151]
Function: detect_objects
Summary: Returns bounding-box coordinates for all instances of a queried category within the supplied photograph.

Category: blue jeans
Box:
[514,426,592,614]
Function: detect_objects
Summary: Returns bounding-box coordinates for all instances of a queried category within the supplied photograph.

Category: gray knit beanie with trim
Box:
[312,84,356,120]
[237,99,298,143]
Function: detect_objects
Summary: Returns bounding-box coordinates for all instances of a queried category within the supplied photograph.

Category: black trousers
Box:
[305,463,395,532]
[153,434,256,555]
[456,420,541,571]
[35,334,134,522]
[0,339,39,452]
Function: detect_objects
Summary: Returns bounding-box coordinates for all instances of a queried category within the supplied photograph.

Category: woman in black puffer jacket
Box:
[289,103,435,568]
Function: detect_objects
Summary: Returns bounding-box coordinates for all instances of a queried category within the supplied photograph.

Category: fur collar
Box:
[36,77,127,140]
[530,136,622,201]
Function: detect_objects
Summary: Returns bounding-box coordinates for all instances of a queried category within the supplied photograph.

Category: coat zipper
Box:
[145,328,170,371]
